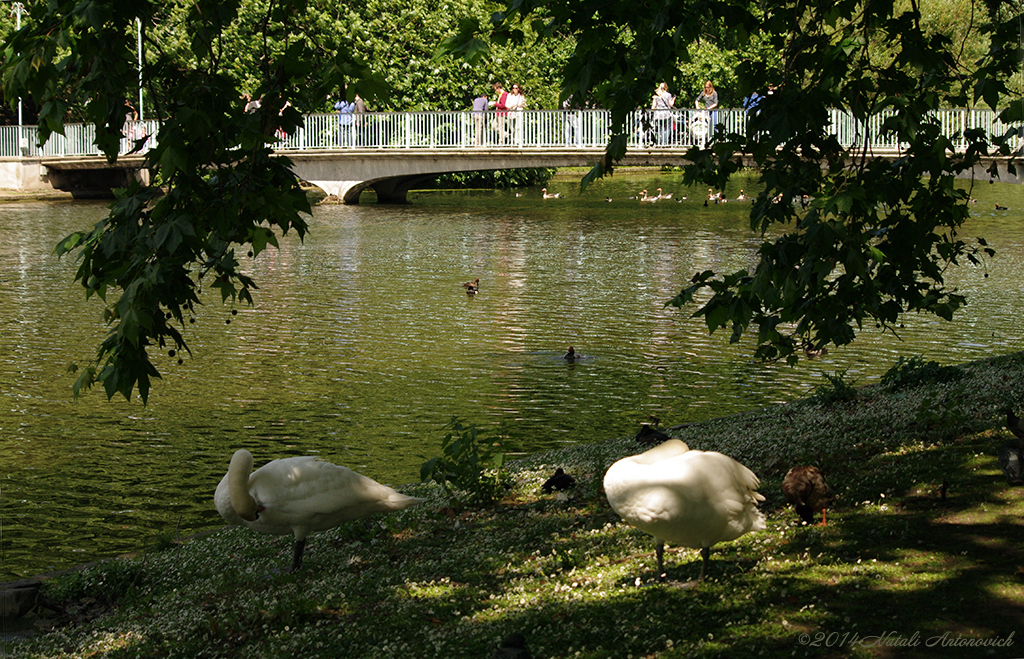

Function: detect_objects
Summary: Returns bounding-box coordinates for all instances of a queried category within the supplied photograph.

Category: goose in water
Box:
[782,465,830,524]
[801,341,829,359]
[604,439,765,585]
[215,449,425,572]
[639,189,658,202]
[542,188,561,199]
[656,187,673,200]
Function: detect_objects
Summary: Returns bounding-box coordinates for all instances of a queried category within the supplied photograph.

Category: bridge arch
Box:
[286,149,613,204]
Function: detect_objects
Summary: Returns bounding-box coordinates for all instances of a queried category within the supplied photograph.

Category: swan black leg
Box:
[698,546,710,581]
[656,541,666,581]
[289,539,306,572]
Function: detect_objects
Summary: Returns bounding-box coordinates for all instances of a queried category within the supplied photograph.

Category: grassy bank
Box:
[5,352,1024,658]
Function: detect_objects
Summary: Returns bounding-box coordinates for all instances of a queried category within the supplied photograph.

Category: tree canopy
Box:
[1,0,1021,402]
[444,0,1023,362]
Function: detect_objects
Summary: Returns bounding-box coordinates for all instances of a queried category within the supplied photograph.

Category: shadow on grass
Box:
[12,428,1024,658]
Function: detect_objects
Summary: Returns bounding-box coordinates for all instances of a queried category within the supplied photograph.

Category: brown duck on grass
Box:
[782,465,830,525]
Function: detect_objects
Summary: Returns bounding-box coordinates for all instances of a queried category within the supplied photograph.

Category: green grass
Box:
[5,352,1024,658]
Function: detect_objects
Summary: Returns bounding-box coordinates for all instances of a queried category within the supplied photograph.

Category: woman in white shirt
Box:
[651,82,675,145]
[506,84,526,143]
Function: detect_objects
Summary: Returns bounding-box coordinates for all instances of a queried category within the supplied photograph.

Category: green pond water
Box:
[1,171,1022,580]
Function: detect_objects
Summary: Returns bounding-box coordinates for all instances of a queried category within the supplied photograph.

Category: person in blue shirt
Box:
[334,99,356,146]
[472,91,489,146]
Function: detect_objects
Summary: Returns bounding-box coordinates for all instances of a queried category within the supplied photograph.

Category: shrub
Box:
[881,355,964,391]
[807,369,860,405]
[420,416,509,504]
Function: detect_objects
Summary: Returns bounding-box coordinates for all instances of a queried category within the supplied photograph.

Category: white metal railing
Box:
[0,108,1018,159]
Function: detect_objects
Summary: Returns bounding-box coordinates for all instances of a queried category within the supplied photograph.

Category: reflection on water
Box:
[2,174,1023,579]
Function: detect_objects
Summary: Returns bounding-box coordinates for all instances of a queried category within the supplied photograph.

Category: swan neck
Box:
[228,450,259,522]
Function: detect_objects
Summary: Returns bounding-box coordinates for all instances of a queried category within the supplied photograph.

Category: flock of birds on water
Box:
[536,186,748,206]
[214,408,1023,656]
[534,187,1011,212]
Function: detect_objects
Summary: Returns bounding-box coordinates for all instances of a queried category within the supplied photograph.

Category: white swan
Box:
[215,449,425,571]
[604,439,765,584]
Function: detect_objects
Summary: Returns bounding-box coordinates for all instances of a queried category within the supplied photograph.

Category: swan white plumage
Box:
[604,439,765,584]
[215,449,425,571]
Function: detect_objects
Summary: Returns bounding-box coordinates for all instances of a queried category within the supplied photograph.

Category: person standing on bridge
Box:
[651,82,675,145]
[335,98,356,147]
[353,94,368,146]
[506,84,526,145]
[472,90,489,146]
[489,82,509,144]
[695,80,719,136]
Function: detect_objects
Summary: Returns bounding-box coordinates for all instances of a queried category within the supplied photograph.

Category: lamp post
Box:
[136,17,143,121]
[10,1,22,126]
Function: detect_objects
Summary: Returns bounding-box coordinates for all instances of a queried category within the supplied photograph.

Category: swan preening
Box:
[604,439,765,584]
[215,449,425,571]
[782,465,830,524]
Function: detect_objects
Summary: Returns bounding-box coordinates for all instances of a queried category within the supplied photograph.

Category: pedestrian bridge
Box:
[0,108,1020,201]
